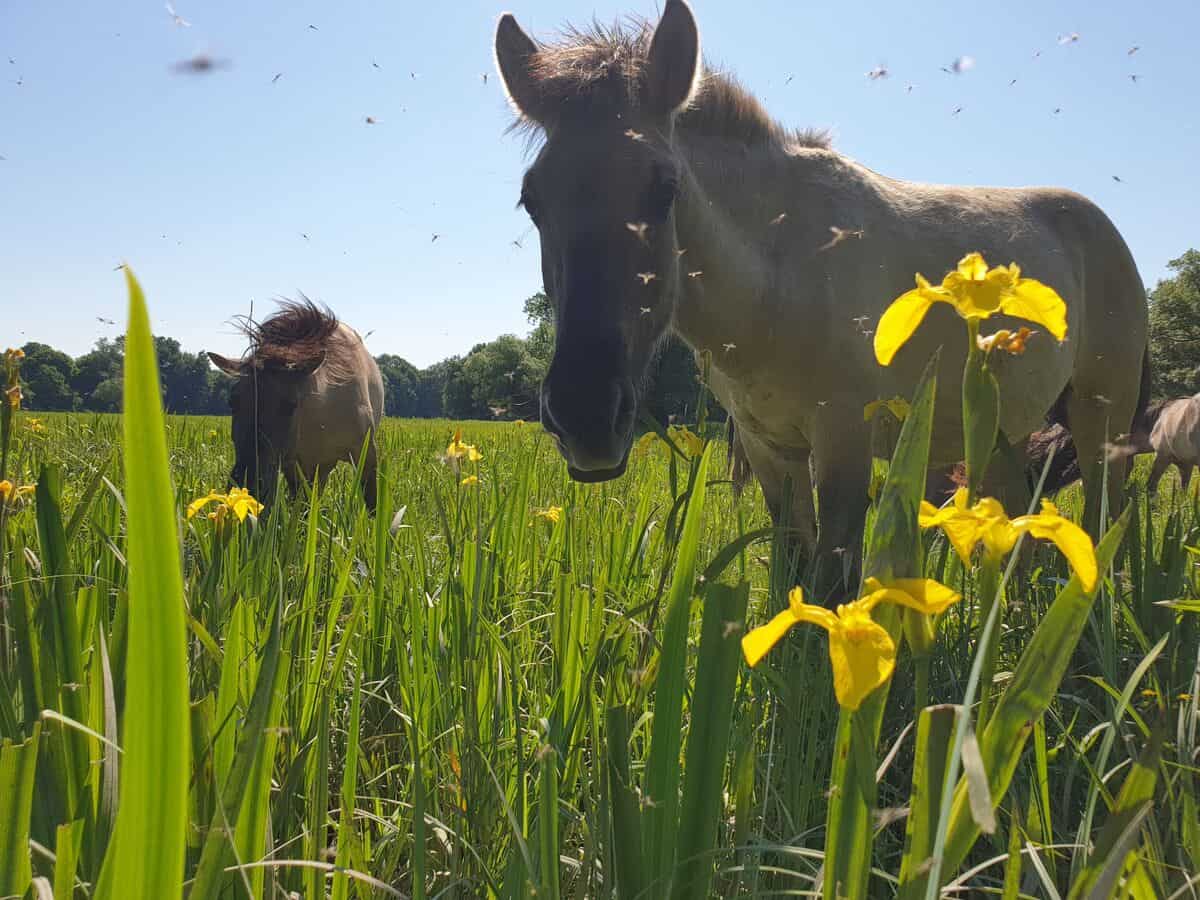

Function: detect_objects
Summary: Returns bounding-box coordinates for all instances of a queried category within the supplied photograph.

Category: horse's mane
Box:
[1141,397,1172,431]
[511,18,831,150]
[235,296,354,381]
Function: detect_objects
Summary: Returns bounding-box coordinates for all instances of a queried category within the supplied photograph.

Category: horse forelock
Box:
[511,18,830,150]
[234,296,355,382]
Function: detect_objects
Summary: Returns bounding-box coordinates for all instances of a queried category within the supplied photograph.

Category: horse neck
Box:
[670,132,836,366]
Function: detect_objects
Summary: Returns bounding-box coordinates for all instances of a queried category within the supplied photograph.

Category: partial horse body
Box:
[495,0,1149,592]
[1107,396,1200,494]
[208,300,385,510]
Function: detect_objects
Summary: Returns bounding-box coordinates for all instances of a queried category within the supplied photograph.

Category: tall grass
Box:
[0,281,1197,897]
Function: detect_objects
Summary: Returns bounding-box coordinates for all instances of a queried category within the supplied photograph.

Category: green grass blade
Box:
[0,726,40,896]
[94,268,190,900]
[305,696,332,900]
[671,581,750,900]
[941,506,1132,875]
[897,704,956,899]
[537,741,562,898]
[53,819,83,900]
[232,644,290,898]
[34,465,89,820]
[826,354,939,900]
[1066,726,1163,900]
[605,705,646,900]
[644,444,713,885]
[331,661,363,900]
[188,589,285,898]
[1001,807,1023,900]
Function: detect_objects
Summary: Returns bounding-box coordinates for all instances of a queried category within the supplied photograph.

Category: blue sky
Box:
[2,0,1196,367]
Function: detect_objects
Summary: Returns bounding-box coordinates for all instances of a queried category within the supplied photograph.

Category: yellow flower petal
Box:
[461,475,479,486]
[186,492,222,519]
[956,252,989,281]
[919,498,985,564]
[866,578,962,615]
[828,612,896,710]
[1000,278,1067,341]
[874,283,939,366]
[1012,502,1098,591]
[741,607,801,668]
[467,446,483,462]
[787,586,840,631]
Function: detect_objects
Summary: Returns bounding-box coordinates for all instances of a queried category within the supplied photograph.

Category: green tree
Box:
[458,334,542,419]
[19,342,79,410]
[154,337,213,413]
[72,338,124,410]
[90,377,124,413]
[1148,249,1200,399]
[375,354,421,417]
[439,355,479,419]
[204,368,232,414]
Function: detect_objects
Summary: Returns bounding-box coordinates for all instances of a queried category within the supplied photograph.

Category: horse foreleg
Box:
[733,429,817,581]
[359,434,379,513]
[1146,452,1172,495]
[1068,393,1133,536]
[811,423,872,602]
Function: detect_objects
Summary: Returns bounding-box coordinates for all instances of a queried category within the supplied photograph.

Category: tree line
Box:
[15,292,716,422]
[18,253,1198,419]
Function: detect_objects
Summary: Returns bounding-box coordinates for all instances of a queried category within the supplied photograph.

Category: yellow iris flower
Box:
[0,479,36,507]
[667,424,705,458]
[863,396,912,423]
[446,428,483,462]
[186,486,263,523]
[632,431,659,459]
[874,252,1067,366]
[742,578,961,710]
[634,426,705,460]
[461,475,480,486]
[918,488,1097,591]
[26,418,46,434]
[532,505,562,524]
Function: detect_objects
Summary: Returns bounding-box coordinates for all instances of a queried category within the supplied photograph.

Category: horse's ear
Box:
[207,352,243,376]
[644,0,701,117]
[495,13,541,122]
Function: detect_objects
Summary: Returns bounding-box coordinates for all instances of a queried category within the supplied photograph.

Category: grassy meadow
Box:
[1,289,1199,899]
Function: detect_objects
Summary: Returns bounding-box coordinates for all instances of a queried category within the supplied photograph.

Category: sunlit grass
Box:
[1,399,1197,895]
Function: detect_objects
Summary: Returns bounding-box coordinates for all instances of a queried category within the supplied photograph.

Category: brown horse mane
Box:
[511,18,831,150]
[1140,397,1172,432]
[234,296,354,381]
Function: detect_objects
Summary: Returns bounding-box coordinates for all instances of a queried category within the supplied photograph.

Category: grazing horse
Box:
[494,0,1149,592]
[1107,396,1200,494]
[207,300,385,510]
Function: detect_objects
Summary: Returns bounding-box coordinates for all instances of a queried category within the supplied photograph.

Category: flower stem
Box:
[914,652,931,712]
[974,553,1004,730]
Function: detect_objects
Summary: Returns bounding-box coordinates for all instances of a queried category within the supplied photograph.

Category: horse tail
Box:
[1130,346,1155,437]
[727,418,753,498]
[1032,344,1153,493]
[1026,422,1081,495]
